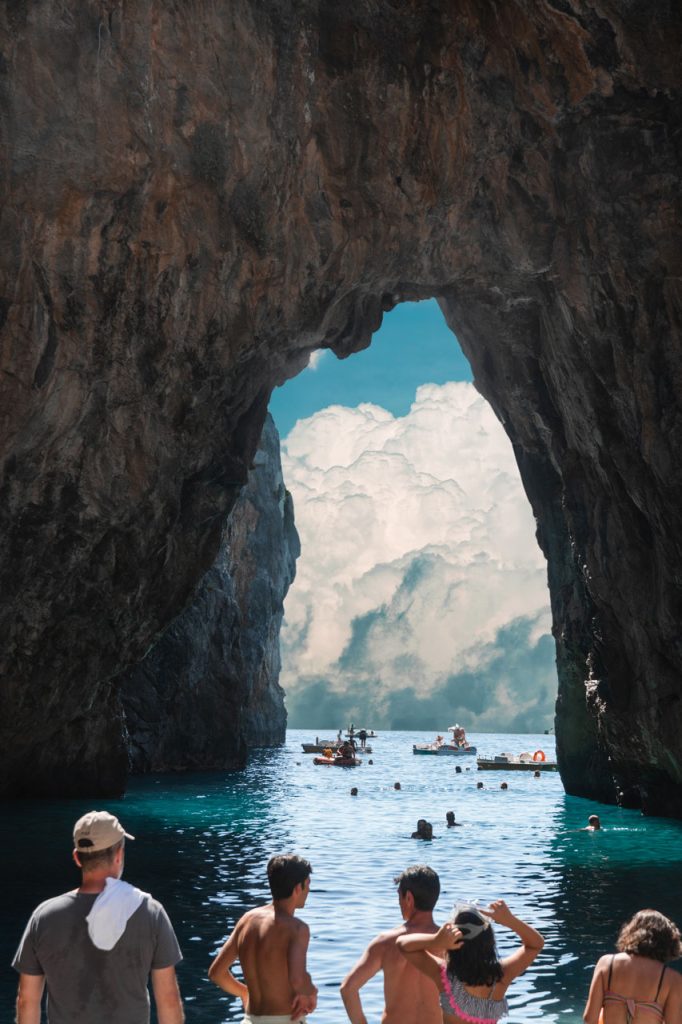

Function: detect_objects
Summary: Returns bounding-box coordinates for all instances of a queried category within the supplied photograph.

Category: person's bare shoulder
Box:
[373,925,414,962]
[235,905,273,937]
[290,916,310,937]
[668,967,682,990]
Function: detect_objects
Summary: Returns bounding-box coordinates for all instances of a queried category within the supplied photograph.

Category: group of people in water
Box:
[208,855,682,1023]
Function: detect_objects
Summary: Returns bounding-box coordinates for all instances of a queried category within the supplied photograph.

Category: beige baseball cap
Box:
[73,810,135,853]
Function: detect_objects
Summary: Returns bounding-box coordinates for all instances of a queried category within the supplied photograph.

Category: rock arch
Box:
[0,2,680,812]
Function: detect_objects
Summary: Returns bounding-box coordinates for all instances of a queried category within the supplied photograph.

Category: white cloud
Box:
[280,382,555,730]
[306,349,328,371]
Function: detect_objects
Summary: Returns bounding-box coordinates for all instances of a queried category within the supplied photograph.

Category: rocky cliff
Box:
[120,414,298,773]
[1,2,681,812]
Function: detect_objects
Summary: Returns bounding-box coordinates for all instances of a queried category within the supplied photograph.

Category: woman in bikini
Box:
[396,899,544,1023]
[583,909,682,1023]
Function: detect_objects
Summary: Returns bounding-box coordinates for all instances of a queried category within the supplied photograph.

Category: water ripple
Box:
[2,730,682,1022]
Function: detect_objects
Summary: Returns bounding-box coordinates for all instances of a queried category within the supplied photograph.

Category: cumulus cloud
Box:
[279,382,556,731]
[306,349,327,371]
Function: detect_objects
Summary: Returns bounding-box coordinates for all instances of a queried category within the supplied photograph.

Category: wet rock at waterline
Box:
[0,3,681,812]
[120,415,299,773]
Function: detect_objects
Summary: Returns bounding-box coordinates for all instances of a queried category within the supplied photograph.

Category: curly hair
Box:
[617,909,682,963]
[447,910,503,987]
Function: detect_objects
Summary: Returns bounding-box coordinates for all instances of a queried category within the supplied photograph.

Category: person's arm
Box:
[482,901,544,983]
[289,921,317,1017]
[208,925,249,1004]
[397,923,462,988]
[15,974,45,1024]
[340,937,384,1024]
[663,970,682,1024]
[151,966,185,1024]
[583,956,608,1024]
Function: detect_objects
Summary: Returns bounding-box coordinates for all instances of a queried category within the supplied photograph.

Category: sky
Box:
[269,299,472,435]
[268,300,556,732]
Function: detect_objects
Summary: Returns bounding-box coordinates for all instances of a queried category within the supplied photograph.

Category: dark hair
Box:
[76,837,124,872]
[617,909,682,962]
[394,865,440,911]
[447,910,503,986]
[267,855,312,900]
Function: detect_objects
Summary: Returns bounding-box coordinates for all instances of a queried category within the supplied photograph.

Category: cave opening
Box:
[268,300,555,734]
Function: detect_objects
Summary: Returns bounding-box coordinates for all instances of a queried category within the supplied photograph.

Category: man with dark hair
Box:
[209,853,317,1022]
[13,810,184,1024]
[340,865,442,1024]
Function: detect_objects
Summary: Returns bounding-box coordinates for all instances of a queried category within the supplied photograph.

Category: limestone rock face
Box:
[120,415,298,773]
[1,2,681,811]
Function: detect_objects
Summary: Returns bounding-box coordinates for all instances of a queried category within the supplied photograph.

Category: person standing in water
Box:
[396,899,544,1023]
[208,854,317,1023]
[583,908,682,1023]
[340,865,443,1024]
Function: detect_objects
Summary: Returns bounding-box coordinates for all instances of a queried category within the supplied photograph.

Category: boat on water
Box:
[413,724,477,756]
[476,751,557,772]
[302,741,373,754]
[313,755,362,766]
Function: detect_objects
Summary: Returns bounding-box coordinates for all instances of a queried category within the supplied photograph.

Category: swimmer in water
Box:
[412,820,434,840]
[581,815,601,831]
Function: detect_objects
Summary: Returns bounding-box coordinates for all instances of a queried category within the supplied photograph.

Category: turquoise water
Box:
[3,730,682,1022]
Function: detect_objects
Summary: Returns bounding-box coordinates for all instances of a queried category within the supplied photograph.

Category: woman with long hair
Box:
[396,899,544,1023]
[583,909,682,1023]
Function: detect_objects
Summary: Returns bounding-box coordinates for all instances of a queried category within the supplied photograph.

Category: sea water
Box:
[2,730,681,1022]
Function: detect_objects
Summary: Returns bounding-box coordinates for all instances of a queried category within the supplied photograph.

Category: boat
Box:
[413,724,477,756]
[313,755,362,766]
[476,751,557,772]
[301,740,372,754]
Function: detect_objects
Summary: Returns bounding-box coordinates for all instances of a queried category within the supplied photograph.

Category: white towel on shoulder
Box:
[86,877,147,950]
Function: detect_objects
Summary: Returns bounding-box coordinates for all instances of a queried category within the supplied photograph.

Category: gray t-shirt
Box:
[13,889,182,1024]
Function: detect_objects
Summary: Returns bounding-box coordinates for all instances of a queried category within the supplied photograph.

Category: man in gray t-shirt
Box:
[13,810,184,1024]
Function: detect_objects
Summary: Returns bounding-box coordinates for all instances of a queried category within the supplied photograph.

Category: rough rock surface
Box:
[1,2,681,812]
[120,414,298,773]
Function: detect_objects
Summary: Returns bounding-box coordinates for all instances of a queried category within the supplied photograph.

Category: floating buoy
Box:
[533,750,546,762]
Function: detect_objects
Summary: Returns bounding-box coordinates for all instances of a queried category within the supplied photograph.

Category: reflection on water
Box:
[2,731,681,1022]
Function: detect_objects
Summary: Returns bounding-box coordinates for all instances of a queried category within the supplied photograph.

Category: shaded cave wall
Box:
[0,1,681,811]
[121,414,299,773]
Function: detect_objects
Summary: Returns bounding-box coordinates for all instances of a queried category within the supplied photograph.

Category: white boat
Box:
[413,724,476,756]
[476,751,557,772]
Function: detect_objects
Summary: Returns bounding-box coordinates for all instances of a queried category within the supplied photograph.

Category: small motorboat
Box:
[413,724,477,756]
[302,740,372,754]
[313,755,362,766]
[476,751,557,772]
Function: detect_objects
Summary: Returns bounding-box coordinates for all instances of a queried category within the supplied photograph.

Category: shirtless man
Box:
[208,854,317,1023]
[340,865,442,1024]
